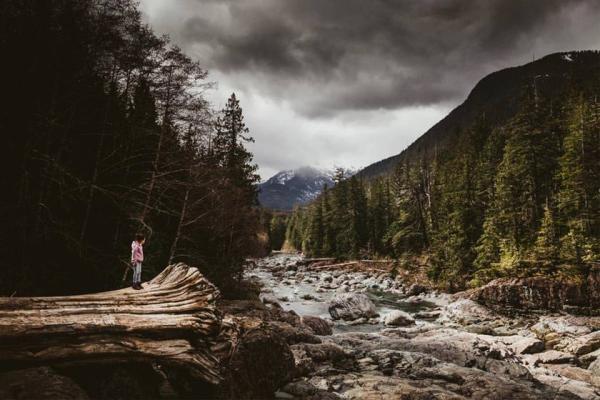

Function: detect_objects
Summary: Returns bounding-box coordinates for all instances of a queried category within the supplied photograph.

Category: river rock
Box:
[528,364,600,399]
[382,310,415,327]
[260,293,283,308]
[532,315,594,338]
[438,298,497,325]
[545,364,597,387]
[225,326,295,399]
[280,381,341,400]
[502,336,545,355]
[523,350,577,366]
[566,330,600,356]
[405,283,428,296]
[328,293,378,321]
[580,348,600,368]
[538,325,600,356]
[302,315,333,336]
[588,357,600,379]
[0,367,90,400]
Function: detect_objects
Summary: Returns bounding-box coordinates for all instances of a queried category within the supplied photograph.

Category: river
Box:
[244,253,600,399]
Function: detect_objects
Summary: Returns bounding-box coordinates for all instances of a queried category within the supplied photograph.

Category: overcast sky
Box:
[139,0,600,180]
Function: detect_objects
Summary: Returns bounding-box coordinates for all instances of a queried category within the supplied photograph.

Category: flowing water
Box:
[245,253,599,399]
[247,252,439,333]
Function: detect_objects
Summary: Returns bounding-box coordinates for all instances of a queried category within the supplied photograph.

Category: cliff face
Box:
[467,265,600,315]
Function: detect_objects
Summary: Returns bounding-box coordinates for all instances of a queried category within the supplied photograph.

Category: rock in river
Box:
[301,315,333,336]
[382,310,415,327]
[328,293,378,321]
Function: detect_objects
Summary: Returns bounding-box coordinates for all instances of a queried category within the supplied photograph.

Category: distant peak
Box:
[258,166,338,211]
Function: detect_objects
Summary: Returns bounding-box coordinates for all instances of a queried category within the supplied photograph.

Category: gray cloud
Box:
[139,0,600,179]
[162,0,600,116]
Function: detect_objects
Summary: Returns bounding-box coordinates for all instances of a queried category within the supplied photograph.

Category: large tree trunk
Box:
[0,264,223,385]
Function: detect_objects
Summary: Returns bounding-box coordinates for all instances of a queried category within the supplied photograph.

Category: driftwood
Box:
[309,262,359,270]
[297,257,336,266]
[309,261,393,273]
[0,263,223,385]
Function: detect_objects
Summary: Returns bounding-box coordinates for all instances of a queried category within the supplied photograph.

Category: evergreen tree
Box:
[557,95,600,263]
[307,200,324,256]
[214,93,260,198]
[349,176,369,258]
[321,185,335,255]
[533,202,560,267]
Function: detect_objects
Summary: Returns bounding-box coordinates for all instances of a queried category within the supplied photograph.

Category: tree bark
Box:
[0,264,223,385]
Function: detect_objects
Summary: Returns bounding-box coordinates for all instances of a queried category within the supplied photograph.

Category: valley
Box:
[2,1,600,399]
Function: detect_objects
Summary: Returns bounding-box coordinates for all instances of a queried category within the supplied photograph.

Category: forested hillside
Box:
[359,52,600,179]
[0,0,261,295]
[286,51,600,290]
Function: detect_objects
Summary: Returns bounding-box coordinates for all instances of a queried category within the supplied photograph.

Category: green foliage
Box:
[556,95,600,264]
[285,87,600,289]
[268,213,288,251]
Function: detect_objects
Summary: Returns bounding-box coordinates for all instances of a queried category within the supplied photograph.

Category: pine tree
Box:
[321,185,335,255]
[368,178,391,256]
[348,176,368,258]
[214,93,260,197]
[385,160,431,256]
[307,200,324,256]
[472,213,502,285]
[533,202,560,267]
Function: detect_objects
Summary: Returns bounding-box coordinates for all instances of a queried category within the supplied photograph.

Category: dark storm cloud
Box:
[153,0,600,116]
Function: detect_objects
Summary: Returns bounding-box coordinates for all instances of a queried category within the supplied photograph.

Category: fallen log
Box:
[309,262,359,270]
[297,257,336,266]
[0,263,223,385]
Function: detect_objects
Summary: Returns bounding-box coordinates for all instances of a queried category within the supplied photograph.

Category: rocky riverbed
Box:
[247,253,600,399]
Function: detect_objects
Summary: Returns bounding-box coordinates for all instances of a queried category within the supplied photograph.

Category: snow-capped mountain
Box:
[258,166,337,211]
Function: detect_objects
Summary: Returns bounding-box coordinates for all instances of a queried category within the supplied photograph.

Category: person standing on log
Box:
[131,233,145,290]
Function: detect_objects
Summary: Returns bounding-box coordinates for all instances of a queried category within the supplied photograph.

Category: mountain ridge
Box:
[258,166,336,211]
[358,50,600,179]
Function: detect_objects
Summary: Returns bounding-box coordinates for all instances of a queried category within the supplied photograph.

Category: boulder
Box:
[588,357,600,375]
[438,299,498,326]
[301,316,333,336]
[580,348,600,368]
[260,293,283,308]
[382,310,415,327]
[0,367,89,400]
[523,350,577,366]
[566,331,600,356]
[224,326,295,399]
[328,293,378,321]
[532,315,594,338]
[502,336,545,355]
[406,283,428,296]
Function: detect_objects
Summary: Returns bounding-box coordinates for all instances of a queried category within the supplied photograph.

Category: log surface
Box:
[0,263,223,385]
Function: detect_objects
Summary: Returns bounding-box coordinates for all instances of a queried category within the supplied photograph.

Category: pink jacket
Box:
[131,241,144,263]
